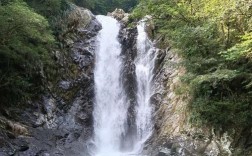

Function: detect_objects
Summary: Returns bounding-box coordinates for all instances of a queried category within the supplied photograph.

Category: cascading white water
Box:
[134,20,156,151]
[92,15,130,156]
[92,15,156,156]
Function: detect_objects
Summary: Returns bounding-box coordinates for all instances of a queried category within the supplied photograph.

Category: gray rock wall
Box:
[141,21,250,156]
[2,7,251,156]
[118,25,138,150]
[0,5,101,156]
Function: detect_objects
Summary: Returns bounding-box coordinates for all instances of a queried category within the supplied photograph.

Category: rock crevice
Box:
[0,5,101,156]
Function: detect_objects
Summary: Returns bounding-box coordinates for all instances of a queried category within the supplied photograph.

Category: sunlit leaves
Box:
[0,0,54,44]
[220,32,252,60]
[132,0,252,129]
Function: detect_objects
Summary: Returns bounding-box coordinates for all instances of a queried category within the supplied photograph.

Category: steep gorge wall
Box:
[0,5,101,156]
[1,7,252,156]
[132,20,231,156]
[119,25,139,148]
[140,18,252,156]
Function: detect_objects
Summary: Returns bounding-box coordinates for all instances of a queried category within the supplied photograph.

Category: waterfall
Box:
[91,15,155,156]
[134,20,156,151]
[92,15,129,156]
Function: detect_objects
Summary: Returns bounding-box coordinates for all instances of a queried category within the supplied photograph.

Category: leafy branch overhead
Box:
[132,0,252,129]
[0,0,139,107]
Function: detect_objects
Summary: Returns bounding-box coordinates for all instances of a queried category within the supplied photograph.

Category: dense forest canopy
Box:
[0,0,252,131]
[24,0,138,15]
[132,0,252,129]
[71,0,138,14]
[0,0,138,108]
[0,0,55,106]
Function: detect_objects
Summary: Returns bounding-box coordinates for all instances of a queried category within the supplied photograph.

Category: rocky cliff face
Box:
[144,49,239,156]
[113,11,252,155]
[118,24,139,150]
[0,5,101,156]
[139,18,252,156]
[1,7,251,156]
[125,18,229,156]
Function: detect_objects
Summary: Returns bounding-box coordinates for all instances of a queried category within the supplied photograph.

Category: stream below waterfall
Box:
[90,15,156,156]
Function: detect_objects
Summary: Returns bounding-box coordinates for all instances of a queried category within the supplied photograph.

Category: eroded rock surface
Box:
[0,5,101,156]
[118,24,138,150]
[2,7,251,156]
[108,8,130,24]
[140,20,252,156]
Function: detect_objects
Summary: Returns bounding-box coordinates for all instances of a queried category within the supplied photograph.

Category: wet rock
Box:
[154,49,166,73]
[18,145,29,152]
[108,8,130,24]
[150,93,162,111]
[143,35,245,155]
[8,151,16,156]
[0,4,100,156]
[157,151,168,156]
[67,5,93,30]
[59,81,71,90]
[0,152,7,156]
[0,137,6,148]
[86,17,102,35]
[117,22,139,150]
[108,8,126,20]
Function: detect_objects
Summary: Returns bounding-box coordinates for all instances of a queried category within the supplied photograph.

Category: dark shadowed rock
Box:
[0,5,101,156]
[118,23,138,150]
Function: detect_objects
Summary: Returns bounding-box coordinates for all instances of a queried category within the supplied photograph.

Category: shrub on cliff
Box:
[0,0,55,106]
[132,0,252,129]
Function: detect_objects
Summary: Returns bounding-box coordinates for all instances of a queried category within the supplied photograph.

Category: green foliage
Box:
[0,0,139,107]
[220,32,252,60]
[190,70,252,128]
[24,0,70,18]
[190,95,252,128]
[71,0,96,10]
[133,0,252,129]
[0,0,55,106]
[70,0,138,14]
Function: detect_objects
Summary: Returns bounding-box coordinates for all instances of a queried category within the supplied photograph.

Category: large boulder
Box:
[108,8,130,23]
[67,6,93,29]
[143,15,155,40]
[57,4,102,48]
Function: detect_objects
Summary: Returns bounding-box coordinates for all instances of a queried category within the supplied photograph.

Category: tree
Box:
[132,0,252,129]
[70,0,139,14]
[0,0,55,105]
